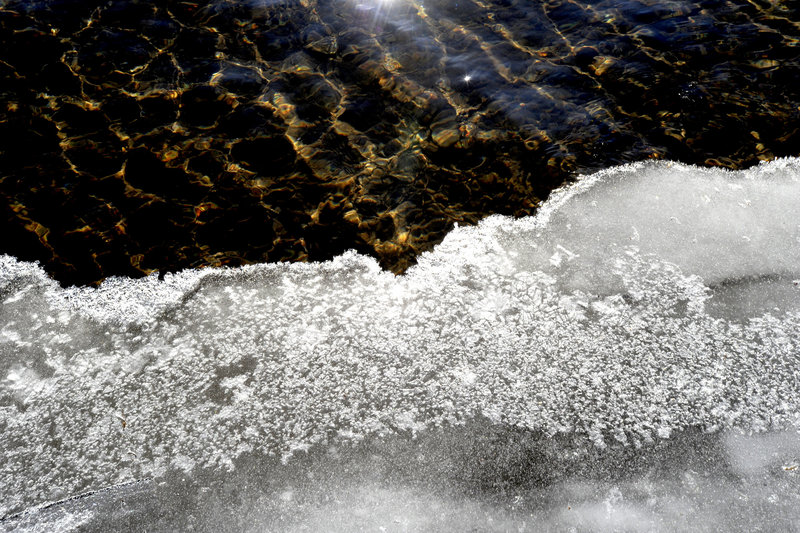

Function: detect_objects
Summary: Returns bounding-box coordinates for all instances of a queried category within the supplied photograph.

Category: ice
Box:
[4,427,800,532]
[1,158,800,529]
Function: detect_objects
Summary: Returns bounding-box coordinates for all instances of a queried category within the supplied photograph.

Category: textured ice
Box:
[1,159,800,524]
[4,428,800,532]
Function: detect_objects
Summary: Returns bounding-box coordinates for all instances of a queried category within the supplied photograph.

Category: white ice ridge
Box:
[2,158,800,516]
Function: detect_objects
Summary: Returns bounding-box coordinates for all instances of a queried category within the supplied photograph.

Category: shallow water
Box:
[1,0,799,283]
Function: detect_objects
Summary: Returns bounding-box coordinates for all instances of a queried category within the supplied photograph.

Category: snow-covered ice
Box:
[1,159,799,530]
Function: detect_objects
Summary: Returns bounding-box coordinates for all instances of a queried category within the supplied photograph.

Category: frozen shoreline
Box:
[2,158,799,528]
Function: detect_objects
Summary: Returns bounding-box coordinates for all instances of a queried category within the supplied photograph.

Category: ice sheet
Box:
[1,159,799,525]
[4,427,800,532]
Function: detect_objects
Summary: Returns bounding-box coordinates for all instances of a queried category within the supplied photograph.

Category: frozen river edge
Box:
[2,158,800,530]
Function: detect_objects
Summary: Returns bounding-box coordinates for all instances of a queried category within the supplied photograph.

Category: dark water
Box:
[1,0,799,285]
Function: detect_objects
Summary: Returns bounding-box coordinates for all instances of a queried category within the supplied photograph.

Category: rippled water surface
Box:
[1,0,800,283]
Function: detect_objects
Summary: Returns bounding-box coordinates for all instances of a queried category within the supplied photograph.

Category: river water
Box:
[1,0,799,283]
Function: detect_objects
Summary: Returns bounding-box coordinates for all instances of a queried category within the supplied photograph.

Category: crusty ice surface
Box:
[1,159,799,523]
[4,428,800,532]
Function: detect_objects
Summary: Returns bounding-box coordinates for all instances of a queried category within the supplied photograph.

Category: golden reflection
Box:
[0,0,797,285]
